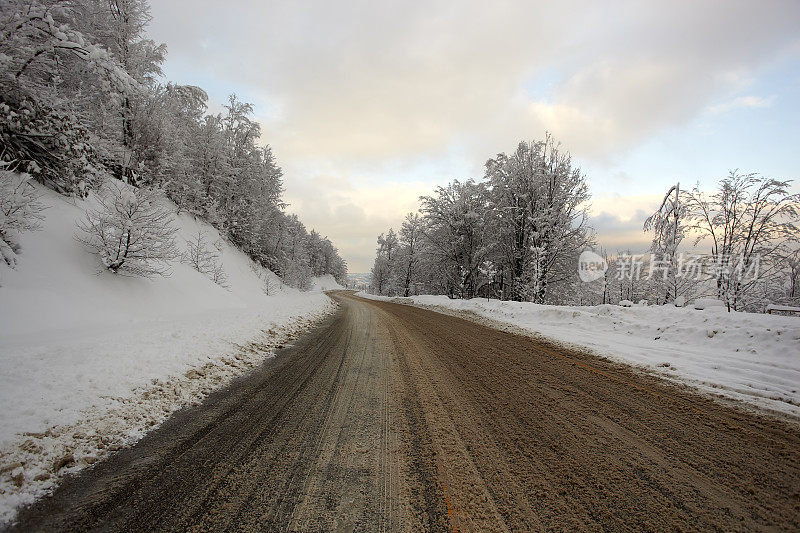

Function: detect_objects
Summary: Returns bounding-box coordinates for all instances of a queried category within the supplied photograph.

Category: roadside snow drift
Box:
[360,294,800,418]
[0,184,337,522]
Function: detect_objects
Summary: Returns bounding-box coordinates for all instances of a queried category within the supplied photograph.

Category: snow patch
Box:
[310,274,344,291]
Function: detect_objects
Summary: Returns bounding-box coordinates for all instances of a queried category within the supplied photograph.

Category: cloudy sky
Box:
[147,0,800,272]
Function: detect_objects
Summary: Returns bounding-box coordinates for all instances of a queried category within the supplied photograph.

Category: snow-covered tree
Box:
[398,213,423,296]
[684,172,799,311]
[771,248,800,307]
[644,182,688,304]
[0,170,45,268]
[1,1,349,290]
[77,182,178,277]
[0,0,140,193]
[419,179,493,299]
[183,231,228,288]
[153,83,209,211]
[276,214,312,290]
[485,136,592,303]
[73,0,164,181]
[0,1,138,97]
[370,229,399,295]
[366,136,595,303]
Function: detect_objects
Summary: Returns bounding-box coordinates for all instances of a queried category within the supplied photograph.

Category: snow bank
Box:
[359,293,800,418]
[0,184,337,522]
[310,274,344,291]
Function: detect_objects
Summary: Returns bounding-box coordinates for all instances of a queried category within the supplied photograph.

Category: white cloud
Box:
[707,95,777,115]
[283,174,431,271]
[146,0,800,269]
[150,1,800,161]
[587,194,661,253]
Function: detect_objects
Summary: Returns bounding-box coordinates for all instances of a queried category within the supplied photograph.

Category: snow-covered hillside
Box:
[359,293,800,418]
[0,184,338,521]
[310,273,344,291]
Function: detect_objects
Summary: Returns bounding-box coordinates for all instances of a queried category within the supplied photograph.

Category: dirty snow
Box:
[359,293,800,418]
[0,185,337,523]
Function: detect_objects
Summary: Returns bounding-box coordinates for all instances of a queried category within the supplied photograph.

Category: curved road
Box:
[11,292,800,531]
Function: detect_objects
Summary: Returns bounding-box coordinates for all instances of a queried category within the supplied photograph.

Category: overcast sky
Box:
[147,0,800,272]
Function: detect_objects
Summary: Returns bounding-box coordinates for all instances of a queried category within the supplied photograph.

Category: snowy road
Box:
[10,292,800,531]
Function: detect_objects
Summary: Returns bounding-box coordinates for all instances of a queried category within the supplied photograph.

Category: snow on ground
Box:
[359,293,800,419]
[310,273,344,291]
[0,184,337,522]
